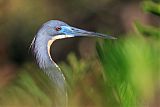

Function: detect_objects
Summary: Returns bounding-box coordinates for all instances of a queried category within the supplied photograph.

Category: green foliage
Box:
[134,21,160,38]
[97,36,160,107]
[59,53,107,107]
[143,1,160,16]
[135,1,160,39]
[96,1,160,107]
[136,1,160,38]
[97,39,136,107]
[0,63,55,107]
[59,53,90,90]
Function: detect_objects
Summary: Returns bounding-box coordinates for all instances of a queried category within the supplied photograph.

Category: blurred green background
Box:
[0,0,159,107]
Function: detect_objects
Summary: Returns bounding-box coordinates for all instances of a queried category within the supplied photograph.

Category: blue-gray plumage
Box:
[30,20,116,107]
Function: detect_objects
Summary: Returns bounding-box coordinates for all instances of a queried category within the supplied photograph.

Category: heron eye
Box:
[55,26,61,31]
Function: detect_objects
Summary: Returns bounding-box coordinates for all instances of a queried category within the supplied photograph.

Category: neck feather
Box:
[31,34,67,107]
[32,37,53,69]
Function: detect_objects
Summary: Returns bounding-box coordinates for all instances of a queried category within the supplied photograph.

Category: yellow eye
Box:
[55,26,61,31]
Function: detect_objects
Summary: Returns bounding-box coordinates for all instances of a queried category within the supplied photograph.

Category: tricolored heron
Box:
[30,20,116,107]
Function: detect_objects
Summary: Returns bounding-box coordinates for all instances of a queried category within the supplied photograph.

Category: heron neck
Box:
[33,35,67,107]
[33,36,53,69]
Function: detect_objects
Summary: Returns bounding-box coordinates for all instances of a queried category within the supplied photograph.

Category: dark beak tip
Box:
[105,36,117,40]
[111,36,117,39]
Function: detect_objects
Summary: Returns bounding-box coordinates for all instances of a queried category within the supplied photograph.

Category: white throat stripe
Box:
[51,35,74,41]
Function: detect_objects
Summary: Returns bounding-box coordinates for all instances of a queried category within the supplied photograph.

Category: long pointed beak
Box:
[70,27,117,39]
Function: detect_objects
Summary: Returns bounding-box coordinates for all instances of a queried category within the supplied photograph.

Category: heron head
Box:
[31,20,116,69]
[39,20,116,41]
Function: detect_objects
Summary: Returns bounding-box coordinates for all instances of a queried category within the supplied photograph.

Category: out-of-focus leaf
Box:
[0,63,55,107]
[97,35,160,107]
[134,21,160,38]
[143,1,160,16]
